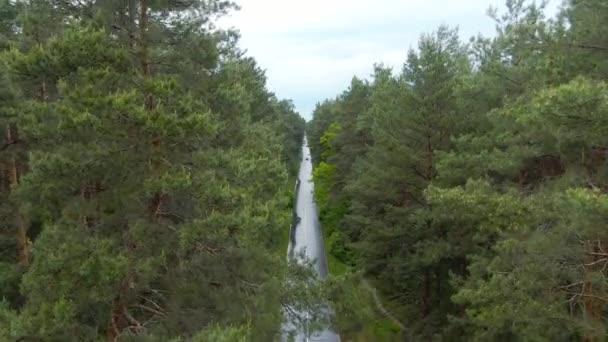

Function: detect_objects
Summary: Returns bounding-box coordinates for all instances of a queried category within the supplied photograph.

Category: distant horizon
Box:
[219,0,561,120]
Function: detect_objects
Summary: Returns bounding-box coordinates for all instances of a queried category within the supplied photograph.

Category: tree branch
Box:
[575,43,608,52]
[584,258,608,267]
[558,282,584,289]
[586,252,608,257]
[0,139,20,151]
[561,291,608,302]
[134,304,165,316]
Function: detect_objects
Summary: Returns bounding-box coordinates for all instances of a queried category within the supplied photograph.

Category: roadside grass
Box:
[274,177,297,257]
[320,216,403,341]
[353,319,402,342]
[312,160,403,341]
[327,252,349,276]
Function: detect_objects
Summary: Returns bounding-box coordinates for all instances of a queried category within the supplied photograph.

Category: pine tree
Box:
[308,1,608,339]
[0,1,316,340]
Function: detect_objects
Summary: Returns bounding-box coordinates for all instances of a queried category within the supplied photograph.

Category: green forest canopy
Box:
[308,0,608,340]
[0,0,315,340]
[1,0,608,341]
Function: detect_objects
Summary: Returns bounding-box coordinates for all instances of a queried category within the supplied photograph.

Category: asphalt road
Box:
[283,137,341,342]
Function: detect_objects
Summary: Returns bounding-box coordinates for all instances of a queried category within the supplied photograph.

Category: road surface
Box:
[283,136,340,342]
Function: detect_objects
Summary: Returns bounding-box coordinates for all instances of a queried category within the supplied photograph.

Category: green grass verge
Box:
[320,223,404,341]
[273,177,297,257]
[327,250,349,276]
[356,319,402,341]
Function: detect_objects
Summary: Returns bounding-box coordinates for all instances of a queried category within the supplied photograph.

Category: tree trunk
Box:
[139,0,150,78]
[107,3,154,339]
[40,78,48,101]
[14,205,29,266]
[0,161,6,192]
[425,133,434,181]
[107,281,131,342]
[125,0,138,49]
[139,0,153,113]
[582,239,607,342]
[138,0,164,221]
[422,270,431,317]
[6,124,29,266]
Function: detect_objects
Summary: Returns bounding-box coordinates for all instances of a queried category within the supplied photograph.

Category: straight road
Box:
[283,137,340,342]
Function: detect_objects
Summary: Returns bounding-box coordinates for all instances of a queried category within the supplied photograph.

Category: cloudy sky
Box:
[219,0,560,120]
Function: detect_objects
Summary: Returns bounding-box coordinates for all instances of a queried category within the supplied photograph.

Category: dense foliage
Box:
[0,0,314,340]
[308,0,608,340]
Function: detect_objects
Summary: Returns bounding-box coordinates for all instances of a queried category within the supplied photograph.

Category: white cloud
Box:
[218,0,562,119]
[222,0,500,33]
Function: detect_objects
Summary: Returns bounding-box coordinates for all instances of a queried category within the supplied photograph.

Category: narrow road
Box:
[284,136,340,342]
[293,137,329,278]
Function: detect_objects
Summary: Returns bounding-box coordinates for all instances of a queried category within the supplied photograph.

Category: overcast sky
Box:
[218,0,560,120]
